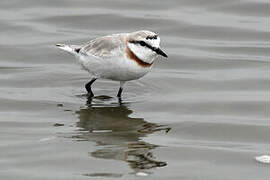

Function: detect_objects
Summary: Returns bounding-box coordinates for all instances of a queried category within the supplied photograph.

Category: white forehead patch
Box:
[146,36,160,48]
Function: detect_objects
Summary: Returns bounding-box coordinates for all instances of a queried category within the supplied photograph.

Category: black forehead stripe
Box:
[146,35,158,40]
[130,40,157,52]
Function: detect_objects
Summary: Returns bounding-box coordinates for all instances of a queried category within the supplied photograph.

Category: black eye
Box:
[139,41,146,46]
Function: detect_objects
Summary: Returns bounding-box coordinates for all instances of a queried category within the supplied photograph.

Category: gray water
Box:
[1,0,270,179]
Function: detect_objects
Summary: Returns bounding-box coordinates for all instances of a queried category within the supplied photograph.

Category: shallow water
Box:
[1,0,270,179]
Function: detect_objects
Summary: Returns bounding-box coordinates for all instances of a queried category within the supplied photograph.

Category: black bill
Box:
[155,48,168,58]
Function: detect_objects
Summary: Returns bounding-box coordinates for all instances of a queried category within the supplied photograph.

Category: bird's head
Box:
[127,30,167,65]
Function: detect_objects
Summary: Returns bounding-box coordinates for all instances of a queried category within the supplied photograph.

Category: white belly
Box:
[77,55,152,81]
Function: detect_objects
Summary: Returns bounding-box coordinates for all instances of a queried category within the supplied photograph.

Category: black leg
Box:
[117,87,123,97]
[117,81,125,98]
[85,78,97,97]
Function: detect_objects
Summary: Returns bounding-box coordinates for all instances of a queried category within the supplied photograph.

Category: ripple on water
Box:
[1,0,270,179]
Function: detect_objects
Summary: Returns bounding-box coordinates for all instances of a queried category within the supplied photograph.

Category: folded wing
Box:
[80,33,127,58]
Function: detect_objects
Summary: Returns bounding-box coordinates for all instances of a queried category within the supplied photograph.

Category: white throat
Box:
[127,42,158,64]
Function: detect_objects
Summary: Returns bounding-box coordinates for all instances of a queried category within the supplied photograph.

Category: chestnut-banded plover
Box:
[56,30,167,97]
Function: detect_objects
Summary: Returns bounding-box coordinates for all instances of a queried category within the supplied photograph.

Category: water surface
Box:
[1,0,270,179]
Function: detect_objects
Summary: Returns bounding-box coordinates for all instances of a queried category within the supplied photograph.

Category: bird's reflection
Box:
[74,96,170,175]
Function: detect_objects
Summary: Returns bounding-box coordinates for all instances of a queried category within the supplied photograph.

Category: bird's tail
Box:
[55,44,81,55]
